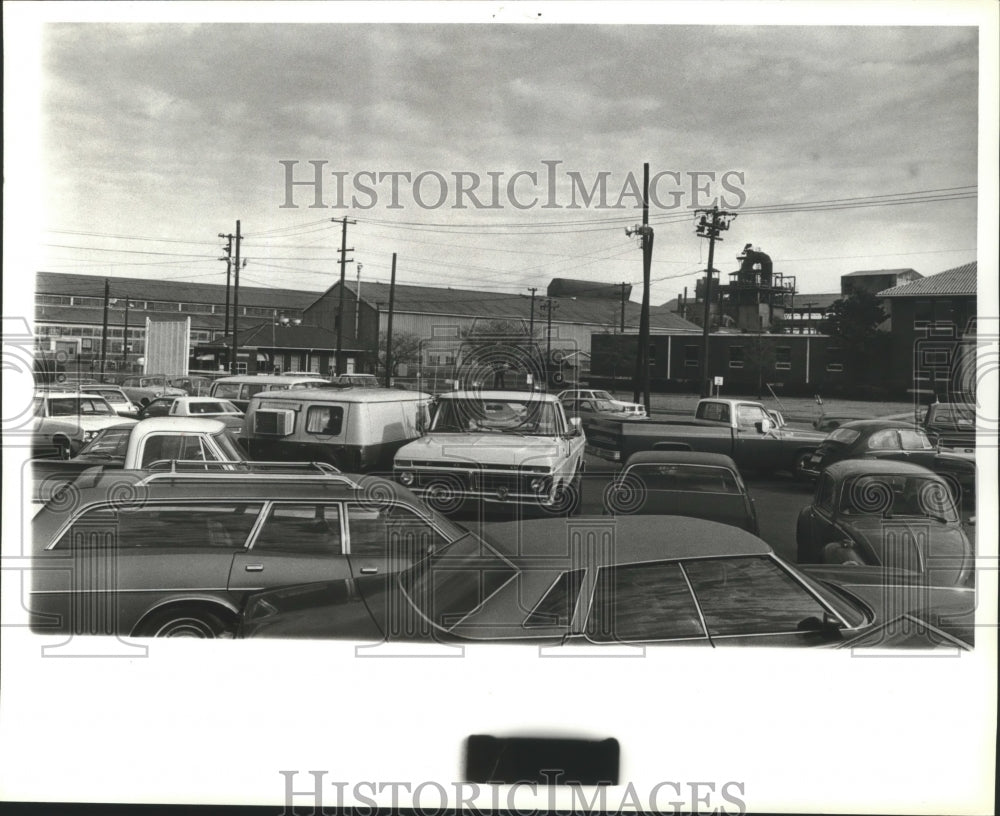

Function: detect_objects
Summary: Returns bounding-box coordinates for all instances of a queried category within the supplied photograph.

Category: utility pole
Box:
[122,296,129,370]
[99,278,110,379]
[355,262,363,343]
[332,216,356,376]
[219,233,233,370]
[384,254,397,388]
[541,298,558,384]
[694,204,737,397]
[230,221,242,374]
[620,282,627,333]
[527,287,537,339]
[625,163,654,412]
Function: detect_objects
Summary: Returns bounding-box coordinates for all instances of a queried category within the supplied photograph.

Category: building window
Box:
[775,346,791,370]
[432,325,460,337]
[37,295,72,306]
[684,345,699,368]
[728,346,745,369]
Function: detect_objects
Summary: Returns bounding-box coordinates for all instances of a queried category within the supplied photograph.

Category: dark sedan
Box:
[796,460,973,586]
[802,420,975,506]
[605,451,758,534]
[238,516,974,649]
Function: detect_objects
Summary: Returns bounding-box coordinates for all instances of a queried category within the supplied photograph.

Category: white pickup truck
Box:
[393,390,586,513]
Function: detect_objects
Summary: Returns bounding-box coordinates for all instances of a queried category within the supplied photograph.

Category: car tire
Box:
[137,608,231,638]
[792,451,815,483]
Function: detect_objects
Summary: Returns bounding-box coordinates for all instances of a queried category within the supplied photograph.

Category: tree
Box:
[820,290,889,383]
[377,330,421,377]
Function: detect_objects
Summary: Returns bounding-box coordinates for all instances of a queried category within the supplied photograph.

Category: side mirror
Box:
[755,418,773,434]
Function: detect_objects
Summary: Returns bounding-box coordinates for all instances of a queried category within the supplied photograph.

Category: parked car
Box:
[605,451,759,534]
[237,516,974,649]
[921,402,976,452]
[30,469,468,638]
[557,389,646,418]
[137,396,177,419]
[796,460,973,586]
[394,391,586,514]
[78,384,142,417]
[244,387,432,471]
[119,375,186,407]
[559,395,633,430]
[801,420,976,505]
[168,375,215,396]
[166,396,245,436]
[586,398,825,480]
[30,391,137,457]
[208,374,329,412]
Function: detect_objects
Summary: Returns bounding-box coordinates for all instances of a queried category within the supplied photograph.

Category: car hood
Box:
[396,434,564,467]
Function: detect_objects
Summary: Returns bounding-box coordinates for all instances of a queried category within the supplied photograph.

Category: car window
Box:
[306,405,344,435]
[867,429,900,450]
[524,569,585,628]
[346,502,448,558]
[682,556,832,637]
[898,429,934,451]
[253,503,342,554]
[828,428,860,444]
[54,503,263,550]
[840,474,958,521]
[585,560,705,642]
[211,383,242,400]
[736,404,768,429]
[697,402,730,423]
[629,464,740,494]
[140,434,215,467]
[78,427,132,458]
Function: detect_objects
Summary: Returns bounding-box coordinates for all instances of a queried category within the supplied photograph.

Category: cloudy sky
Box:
[14,7,988,306]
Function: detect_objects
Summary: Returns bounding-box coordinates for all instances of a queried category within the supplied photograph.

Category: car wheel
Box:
[138,608,230,638]
[792,451,814,483]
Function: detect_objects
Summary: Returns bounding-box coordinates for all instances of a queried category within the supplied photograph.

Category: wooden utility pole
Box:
[384,253,397,388]
[528,287,537,339]
[620,282,627,333]
[219,233,233,369]
[121,296,130,370]
[694,205,737,396]
[99,278,110,379]
[230,221,242,373]
[626,163,653,412]
[332,216,356,375]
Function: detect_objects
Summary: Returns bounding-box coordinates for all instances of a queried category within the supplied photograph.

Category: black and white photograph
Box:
[2,1,997,812]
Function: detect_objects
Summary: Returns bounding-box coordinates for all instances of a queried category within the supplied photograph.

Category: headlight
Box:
[529,477,547,492]
[398,470,415,486]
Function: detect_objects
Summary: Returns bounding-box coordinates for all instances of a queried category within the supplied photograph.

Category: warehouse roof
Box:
[319,281,702,333]
[877,262,978,297]
[844,267,920,278]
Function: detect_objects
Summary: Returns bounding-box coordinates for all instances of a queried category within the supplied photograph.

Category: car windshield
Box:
[397,532,518,630]
[78,426,132,458]
[839,474,959,521]
[827,428,860,444]
[187,400,241,415]
[592,390,614,401]
[431,398,561,435]
[48,397,115,416]
[89,390,127,404]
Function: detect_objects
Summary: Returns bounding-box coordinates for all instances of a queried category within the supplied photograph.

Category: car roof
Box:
[248,387,431,404]
[439,390,559,403]
[131,416,228,432]
[825,459,941,477]
[837,419,919,430]
[36,391,112,400]
[212,374,322,385]
[486,516,771,564]
[624,451,739,469]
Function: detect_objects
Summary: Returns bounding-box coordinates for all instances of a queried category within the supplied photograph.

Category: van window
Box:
[212,383,242,400]
[306,405,344,436]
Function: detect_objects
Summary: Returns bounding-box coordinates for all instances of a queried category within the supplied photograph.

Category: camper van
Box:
[243,388,433,472]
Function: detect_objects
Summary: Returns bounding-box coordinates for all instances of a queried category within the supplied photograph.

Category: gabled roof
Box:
[316,281,702,333]
[877,262,977,297]
[36,271,317,310]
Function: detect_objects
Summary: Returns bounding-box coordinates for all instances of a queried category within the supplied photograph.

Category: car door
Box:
[802,473,842,554]
[32,501,263,636]
[228,501,353,592]
[344,502,449,578]
[897,428,939,468]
